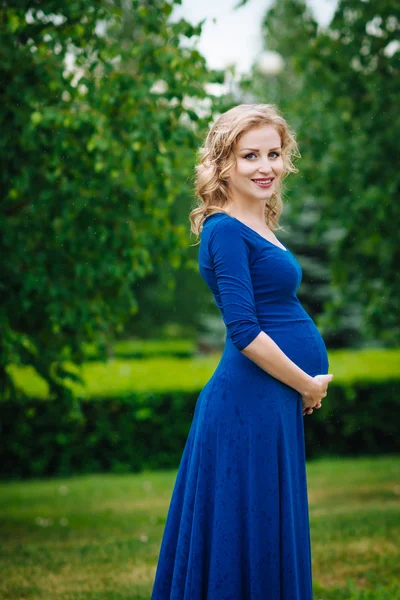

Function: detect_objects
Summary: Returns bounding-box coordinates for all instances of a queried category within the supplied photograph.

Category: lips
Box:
[252,177,275,187]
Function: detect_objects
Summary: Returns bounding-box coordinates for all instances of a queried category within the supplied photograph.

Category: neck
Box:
[224,196,269,225]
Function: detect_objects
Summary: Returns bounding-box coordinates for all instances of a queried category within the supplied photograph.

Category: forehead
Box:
[237,124,281,149]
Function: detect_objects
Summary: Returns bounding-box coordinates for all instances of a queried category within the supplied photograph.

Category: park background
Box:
[1,0,399,598]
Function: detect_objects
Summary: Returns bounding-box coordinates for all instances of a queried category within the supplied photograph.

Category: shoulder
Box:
[207,213,243,242]
[206,213,248,257]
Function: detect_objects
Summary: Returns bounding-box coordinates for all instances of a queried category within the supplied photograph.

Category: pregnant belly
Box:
[264,317,329,377]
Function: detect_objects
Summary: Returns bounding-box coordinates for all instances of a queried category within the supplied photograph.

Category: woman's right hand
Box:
[302,374,334,415]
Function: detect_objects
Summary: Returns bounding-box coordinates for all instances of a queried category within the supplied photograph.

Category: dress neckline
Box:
[205,212,288,253]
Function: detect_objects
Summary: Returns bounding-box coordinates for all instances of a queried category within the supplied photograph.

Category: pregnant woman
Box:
[151,103,333,599]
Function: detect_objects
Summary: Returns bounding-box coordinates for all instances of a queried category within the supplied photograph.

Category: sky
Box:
[172,0,338,74]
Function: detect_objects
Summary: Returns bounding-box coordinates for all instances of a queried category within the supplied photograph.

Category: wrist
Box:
[297,373,314,397]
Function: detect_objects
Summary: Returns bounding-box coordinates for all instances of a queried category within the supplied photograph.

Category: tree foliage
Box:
[303,0,400,345]
[0,0,214,405]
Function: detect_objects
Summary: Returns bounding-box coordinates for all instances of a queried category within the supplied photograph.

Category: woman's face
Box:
[226,124,284,204]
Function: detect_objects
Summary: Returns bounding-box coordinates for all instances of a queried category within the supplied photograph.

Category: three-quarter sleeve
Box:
[208,218,263,351]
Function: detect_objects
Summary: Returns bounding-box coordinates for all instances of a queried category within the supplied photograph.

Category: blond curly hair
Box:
[189,103,300,238]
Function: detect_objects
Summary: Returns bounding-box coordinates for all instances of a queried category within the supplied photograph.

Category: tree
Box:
[305,0,400,345]
[0,0,214,406]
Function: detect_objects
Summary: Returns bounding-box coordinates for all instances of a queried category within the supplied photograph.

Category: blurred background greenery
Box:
[1,0,399,597]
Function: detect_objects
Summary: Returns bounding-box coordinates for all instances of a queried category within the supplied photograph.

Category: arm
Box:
[209,218,315,396]
[241,332,314,396]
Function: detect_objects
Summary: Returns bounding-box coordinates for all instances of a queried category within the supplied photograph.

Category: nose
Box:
[258,157,273,174]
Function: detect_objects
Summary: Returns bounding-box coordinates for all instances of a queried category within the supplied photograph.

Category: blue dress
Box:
[151,212,329,600]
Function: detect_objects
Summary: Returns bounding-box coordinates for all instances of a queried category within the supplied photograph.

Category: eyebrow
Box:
[239,147,282,152]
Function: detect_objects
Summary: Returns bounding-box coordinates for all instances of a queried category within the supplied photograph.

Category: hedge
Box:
[83,338,196,361]
[1,348,399,479]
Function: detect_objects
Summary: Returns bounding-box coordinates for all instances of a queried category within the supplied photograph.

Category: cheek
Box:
[230,163,252,182]
[275,158,284,174]
[236,160,254,178]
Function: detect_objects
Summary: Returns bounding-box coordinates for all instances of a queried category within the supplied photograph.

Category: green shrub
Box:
[1,379,399,479]
[2,348,399,479]
[83,338,196,361]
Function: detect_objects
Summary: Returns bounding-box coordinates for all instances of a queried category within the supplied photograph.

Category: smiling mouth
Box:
[252,177,275,187]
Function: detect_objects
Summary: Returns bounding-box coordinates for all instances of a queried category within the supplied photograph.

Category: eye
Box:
[243,151,281,160]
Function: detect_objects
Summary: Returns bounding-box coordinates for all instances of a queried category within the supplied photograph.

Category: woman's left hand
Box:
[303,401,322,416]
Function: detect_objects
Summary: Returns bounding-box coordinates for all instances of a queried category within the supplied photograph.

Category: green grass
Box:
[0,456,399,599]
[7,347,400,399]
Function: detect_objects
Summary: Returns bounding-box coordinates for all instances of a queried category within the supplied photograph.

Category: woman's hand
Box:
[302,374,333,416]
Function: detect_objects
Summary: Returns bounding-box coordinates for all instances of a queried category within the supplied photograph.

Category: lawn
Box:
[8,347,400,399]
[0,455,399,599]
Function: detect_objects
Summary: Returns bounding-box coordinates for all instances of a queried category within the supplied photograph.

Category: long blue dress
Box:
[151,211,329,600]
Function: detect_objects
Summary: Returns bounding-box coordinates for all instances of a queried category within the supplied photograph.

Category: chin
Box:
[252,187,275,197]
